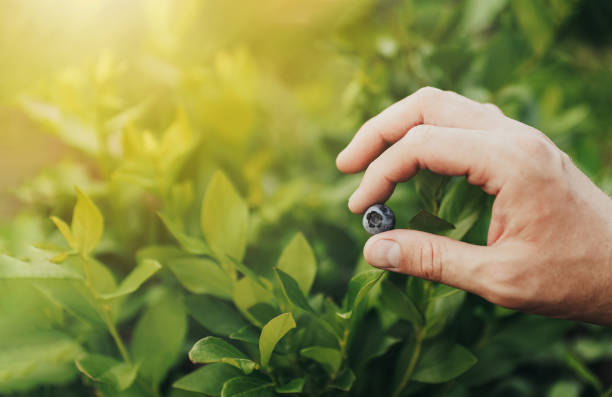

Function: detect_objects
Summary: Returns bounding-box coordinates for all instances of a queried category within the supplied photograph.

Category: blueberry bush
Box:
[1,1,612,396]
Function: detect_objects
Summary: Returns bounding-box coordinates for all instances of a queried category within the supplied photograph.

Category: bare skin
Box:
[336,86,612,326]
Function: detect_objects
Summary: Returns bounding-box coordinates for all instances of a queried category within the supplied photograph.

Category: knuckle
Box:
[484,103,503,115]
[409,239,443,282]
[361,116,379,135]
[515,136,554,158]
[516,136,557,163]
[408,124,434,143]
[365,156,383,178]
[415,86,442,103]
[511,135,569,183]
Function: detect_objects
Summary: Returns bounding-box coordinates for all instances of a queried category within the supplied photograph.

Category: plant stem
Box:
[80,253,94,291]
[103,308,131,364]
[81,254,132,365]
[392,328,425,397]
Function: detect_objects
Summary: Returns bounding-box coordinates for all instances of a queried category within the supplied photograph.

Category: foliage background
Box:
[1,0,612,396]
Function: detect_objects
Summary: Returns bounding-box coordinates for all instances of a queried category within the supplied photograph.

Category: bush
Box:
[1,1,612,396]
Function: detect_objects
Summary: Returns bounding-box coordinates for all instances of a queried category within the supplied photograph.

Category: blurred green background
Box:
[1,0,612,396]
[2,0,612,219]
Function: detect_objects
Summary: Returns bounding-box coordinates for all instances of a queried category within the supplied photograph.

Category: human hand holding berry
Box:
[337,87,612,326]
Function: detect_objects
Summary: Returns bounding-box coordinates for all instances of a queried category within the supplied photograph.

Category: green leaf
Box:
[158,212,212,255]
[457,0,508,36]
[406,277,428,313]
[320,298,347,340]
[407,209,455,234]
[511,0,554,55]
[424,284,466,338]
[460,315,571,386]
[547,381,581,397]
[277,233,317,295]
[259,313,296,368]
[167,256,233,299]
[50,216,77,250]
[412,343,477,383]
[562,348,603,392]
[131,288,187,386]
[379,280,423,328]
[75,354,138,391]
[233,277,275,325]
[71,187,104,256]
[136,245,184,265]
[34,281,105,326]
[99,382,151,397]
[230,325,261,345]
[186,295,248,336]
[300,346,342,375]
[329,368,356,391]
[439,179,487,241]
[275,378,305,394]
[84,256,118,296]
[220,376,275,397]
[274,268,314,313]
[189,337,257,374]
[100,259,161,300]
[0,331,82,394]
[0,254,83,280]
[201,171,249,262]
[173,364,241,396]
[227,256,268,289]
[247,303,280,327]
[342,270,385,317]
[414,170,450,214]
[348,311,400,373]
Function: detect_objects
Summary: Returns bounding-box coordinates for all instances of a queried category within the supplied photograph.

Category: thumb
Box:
[364,229,495,294]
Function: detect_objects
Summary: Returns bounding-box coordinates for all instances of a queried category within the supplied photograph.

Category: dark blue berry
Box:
[363,204,395,235]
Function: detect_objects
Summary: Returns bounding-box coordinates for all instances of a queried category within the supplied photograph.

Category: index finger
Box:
[336,87,506,174]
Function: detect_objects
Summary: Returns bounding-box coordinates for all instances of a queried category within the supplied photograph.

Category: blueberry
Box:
[362,204,395,235]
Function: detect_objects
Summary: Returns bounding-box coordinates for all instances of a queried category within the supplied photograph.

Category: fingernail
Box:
[367,239,401,268]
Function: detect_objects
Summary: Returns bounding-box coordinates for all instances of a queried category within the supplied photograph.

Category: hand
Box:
[336,87,612,325]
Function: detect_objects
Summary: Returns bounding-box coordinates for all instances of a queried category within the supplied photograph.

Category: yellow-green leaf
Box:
[277,233,316,295]
[0,331,83,393]
[189,337,256,374]
[259,313,296,368]
[50,216,77,250]
[100,259,161,300]
[75,354,138,391]
[233,277,274,324]
[71,187,104,256]
[300,346,342,375]
[201,171,249,262]
[0,254,82,280]
[168,256,233,299]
